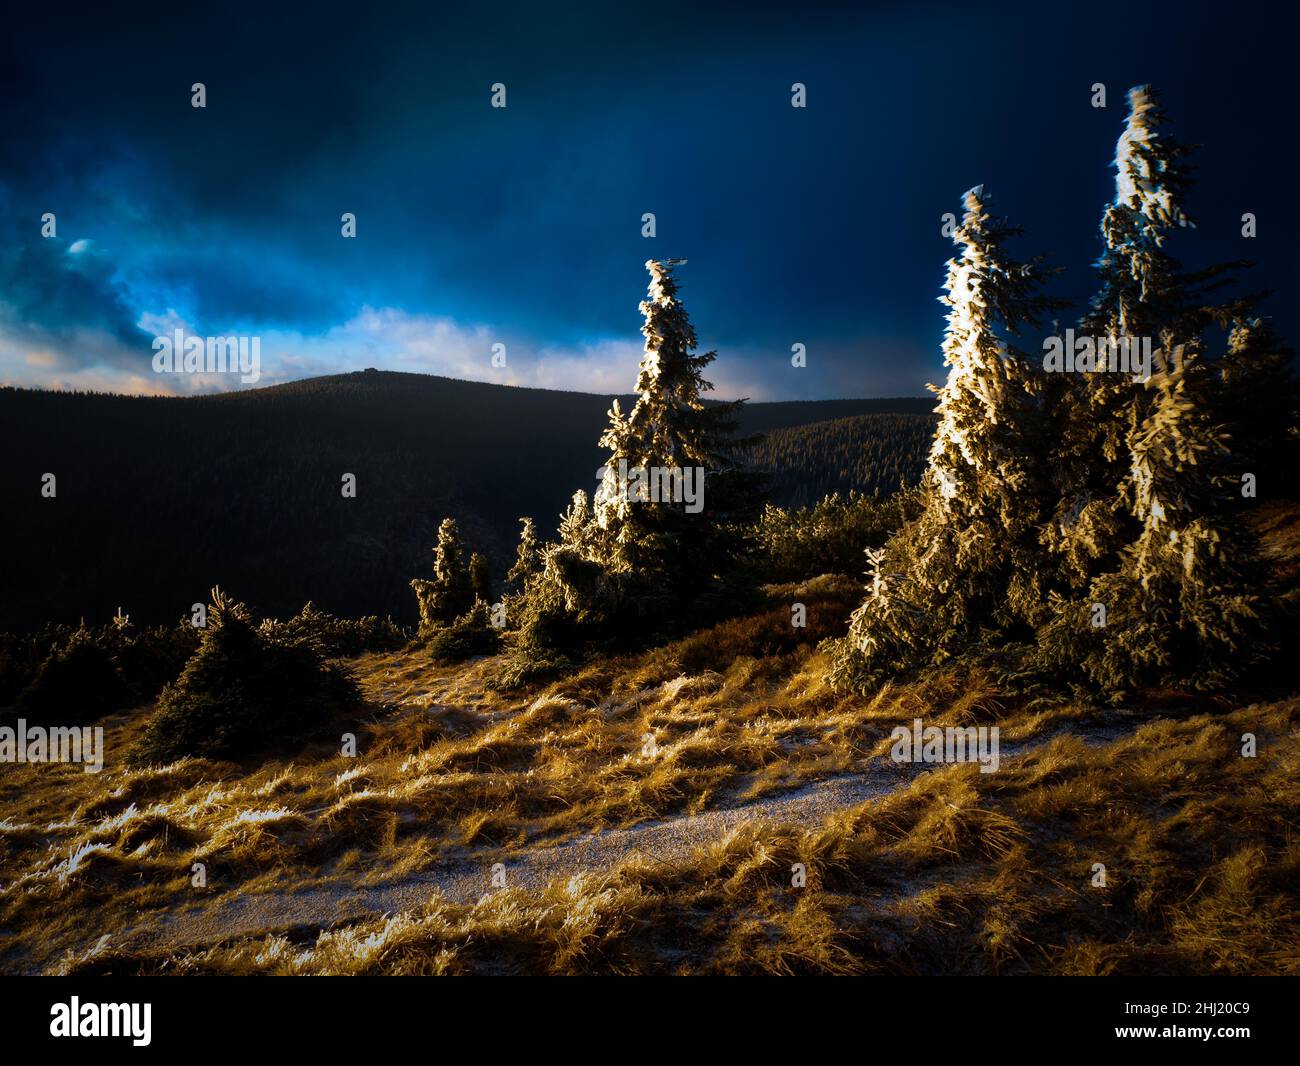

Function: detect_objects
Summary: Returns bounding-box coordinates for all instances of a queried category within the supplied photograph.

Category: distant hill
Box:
[0,371,933,629]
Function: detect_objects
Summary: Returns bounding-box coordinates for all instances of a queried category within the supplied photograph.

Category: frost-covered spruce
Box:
[513,260,759,664]
[593,259,741,545]
[410,517,474,634]
[589,259,757,582]
[1039,342,1269,691]
[1089,86,1193,354]
[833,187,1055,687]
[927,186,1050,534]
[506,516,542,589]
[1047,86,1195,586]
[1037,87,1273,691]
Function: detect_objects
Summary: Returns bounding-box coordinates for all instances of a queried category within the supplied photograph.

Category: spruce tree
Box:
[592,259,759,584]
[469,552,492,603]
[510,260,762,670]
[131,588,357,764]
[506,517,542,589]
[1039,342,1269,691]
[1047,86,1196,588]
[596,262,744,523]
[1036,87,1274,691]
[557,490,597,553]
[410,517,474,633]
[833,187,1057,686]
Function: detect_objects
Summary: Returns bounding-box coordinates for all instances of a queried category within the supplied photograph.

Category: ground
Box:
[1,510,1298,976]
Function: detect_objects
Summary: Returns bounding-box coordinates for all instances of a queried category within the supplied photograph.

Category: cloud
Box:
[1,303,782,400]
[257,308,776,399]
[260,309,649,394]
[0,238,145,360]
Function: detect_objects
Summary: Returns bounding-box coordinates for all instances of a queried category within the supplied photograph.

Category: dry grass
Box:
[3,564,1299,975]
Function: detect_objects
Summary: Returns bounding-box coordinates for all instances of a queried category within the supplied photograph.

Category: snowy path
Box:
[48,722,1131,970]
[109,767,902,960]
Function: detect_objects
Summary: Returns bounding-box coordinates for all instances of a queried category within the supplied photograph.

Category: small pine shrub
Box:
[1,614,200,716]
[258,601,407,657]
[11,627,134,725]
[0,626,70,709]
[410,518,475,636]
[131,590,359,764]
[426,601,501,663]
[111,620,202,703]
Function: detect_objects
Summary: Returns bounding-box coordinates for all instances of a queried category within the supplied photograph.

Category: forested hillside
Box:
[748,412,934,507]
[0,372,930,629]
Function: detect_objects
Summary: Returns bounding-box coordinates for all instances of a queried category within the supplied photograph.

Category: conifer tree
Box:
[833,187,1057,686]
[594,261,742,529]
[592,259,759,582]
[1036,87,1274,690]
[509,260,762,672]
[1038,343,1268,690]
[506,517,542,589]
[131,588,357,764]
[1047,86,1197,587]
[410,517,474,633]
[557,490,597,553]
[469,552,492,603]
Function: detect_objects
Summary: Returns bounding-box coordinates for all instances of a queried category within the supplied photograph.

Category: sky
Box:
[0,0,1295,401]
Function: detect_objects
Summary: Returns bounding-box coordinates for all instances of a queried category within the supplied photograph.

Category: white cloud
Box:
[1,305,781,399]
[254,308,769,398]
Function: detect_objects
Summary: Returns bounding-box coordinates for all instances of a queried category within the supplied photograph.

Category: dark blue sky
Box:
[1,0,1295,399]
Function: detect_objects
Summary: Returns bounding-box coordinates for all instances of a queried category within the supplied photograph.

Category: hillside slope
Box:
[0,372,932,628]
[751,412,934,506]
